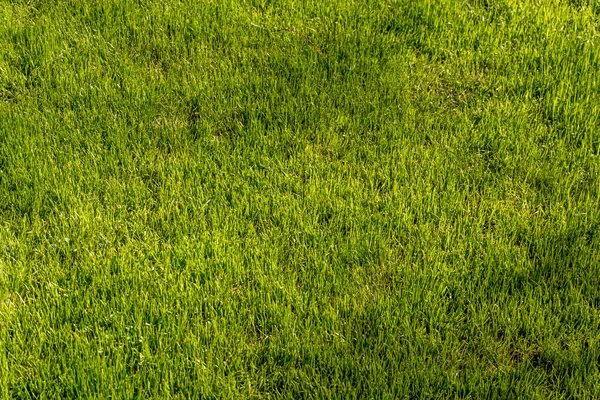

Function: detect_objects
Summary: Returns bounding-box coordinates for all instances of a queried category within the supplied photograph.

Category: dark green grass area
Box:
[1,0,600,397]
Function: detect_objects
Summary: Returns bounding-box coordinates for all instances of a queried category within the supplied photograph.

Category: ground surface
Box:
[1,0,600,398]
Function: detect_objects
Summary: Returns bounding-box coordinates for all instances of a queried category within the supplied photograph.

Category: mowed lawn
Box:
[1,0,599,398]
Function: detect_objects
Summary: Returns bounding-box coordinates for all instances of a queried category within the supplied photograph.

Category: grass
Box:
[1,0,599,397]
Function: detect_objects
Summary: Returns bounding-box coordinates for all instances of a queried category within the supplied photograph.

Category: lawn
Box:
[1,0,600,398]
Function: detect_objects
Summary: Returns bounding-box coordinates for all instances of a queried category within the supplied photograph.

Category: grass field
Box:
[1,0,600,397]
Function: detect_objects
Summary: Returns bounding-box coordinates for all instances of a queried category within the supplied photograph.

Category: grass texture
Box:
[1,0,600,398]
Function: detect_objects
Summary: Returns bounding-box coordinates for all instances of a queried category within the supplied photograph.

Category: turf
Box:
[1,0,600,398]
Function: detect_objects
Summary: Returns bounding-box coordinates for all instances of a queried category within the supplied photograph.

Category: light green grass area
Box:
[1,0,600,397]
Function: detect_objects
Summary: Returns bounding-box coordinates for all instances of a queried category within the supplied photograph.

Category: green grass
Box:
[1,0,600,397]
